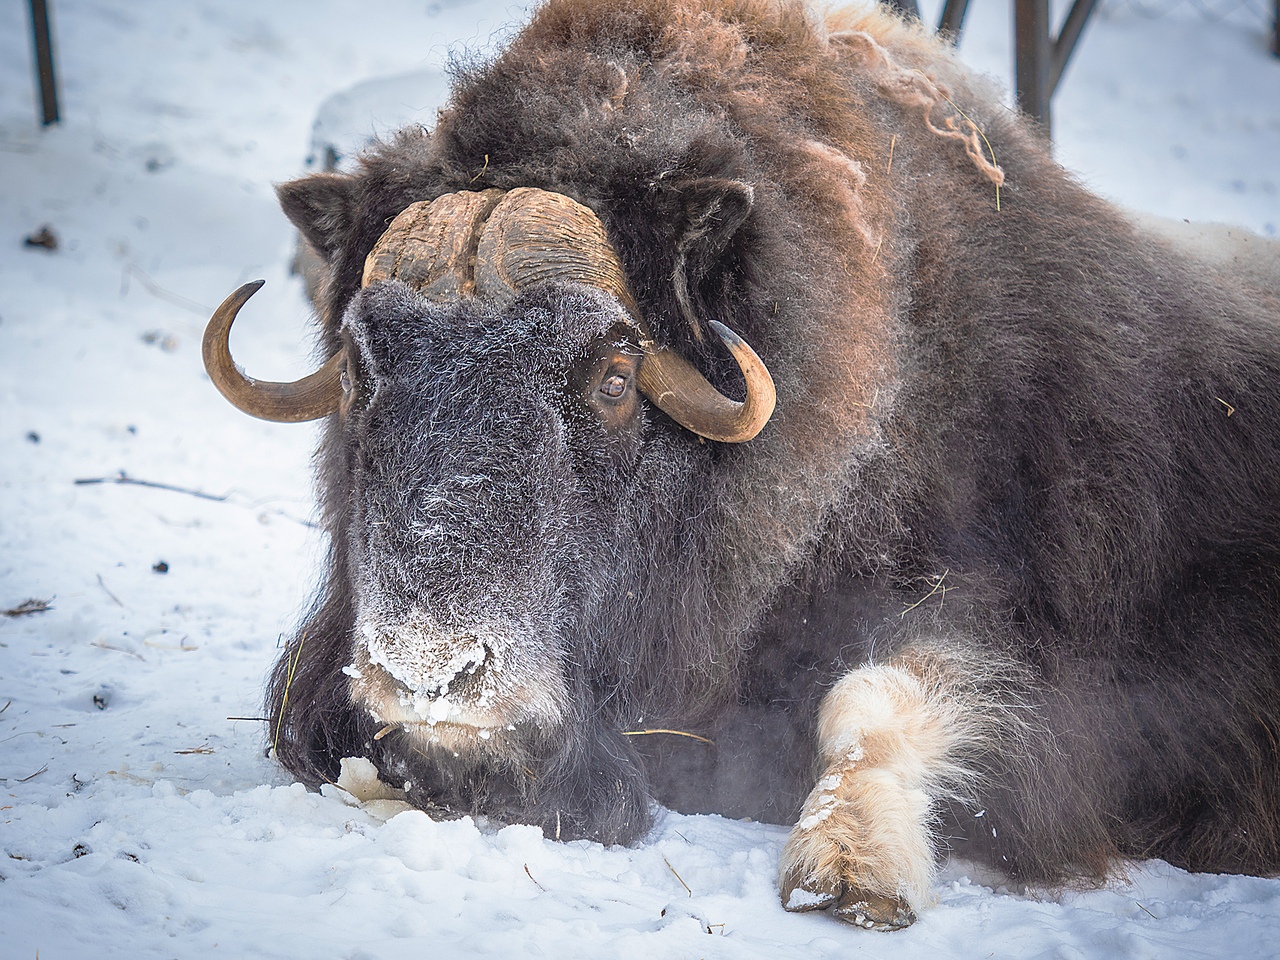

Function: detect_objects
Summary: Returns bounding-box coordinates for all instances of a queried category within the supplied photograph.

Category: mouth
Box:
[345,650,565,759]
[350,659,514,730]
[370,688,515,735]
[374,717,518,754]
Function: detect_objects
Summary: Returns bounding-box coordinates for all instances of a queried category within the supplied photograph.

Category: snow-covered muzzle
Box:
[337,279,637,757]
[346,609,569,752]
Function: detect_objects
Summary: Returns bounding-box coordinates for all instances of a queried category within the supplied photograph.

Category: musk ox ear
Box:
[667,178,755,339]
[277,173,359,264]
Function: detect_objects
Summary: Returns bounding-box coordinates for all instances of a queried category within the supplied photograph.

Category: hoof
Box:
[833,890,917,931]
[780,867,839,913]
[780,866,917,930]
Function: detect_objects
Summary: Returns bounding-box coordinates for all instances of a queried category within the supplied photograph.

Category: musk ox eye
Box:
[600,374,628,399]
[339,362,352,394]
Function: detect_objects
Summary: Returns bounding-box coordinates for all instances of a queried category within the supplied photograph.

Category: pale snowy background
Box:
[1,1,1278,957]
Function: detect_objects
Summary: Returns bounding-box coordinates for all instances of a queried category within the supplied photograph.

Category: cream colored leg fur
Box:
[778,652,999,928]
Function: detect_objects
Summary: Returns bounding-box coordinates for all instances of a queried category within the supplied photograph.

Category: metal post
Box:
[1015,0,1052,134]
[1050,0,1100,93]
[29,0,59,126]
[938,0,972,39]
[879,0,1099,138]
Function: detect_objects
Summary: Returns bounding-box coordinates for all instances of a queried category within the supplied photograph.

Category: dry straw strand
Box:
[274,632,307,757]
[622,728,716,745]
[901,568,950,618]
[663,855,693,896]
[933,88,1002,210]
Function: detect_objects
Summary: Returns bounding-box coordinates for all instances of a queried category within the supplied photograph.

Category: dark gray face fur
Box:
[338,279,649,755]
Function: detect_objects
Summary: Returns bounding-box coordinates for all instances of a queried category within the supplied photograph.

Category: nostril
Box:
[447,642,492,692]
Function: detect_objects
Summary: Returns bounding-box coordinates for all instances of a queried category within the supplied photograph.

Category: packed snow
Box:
[2,1,1278,957]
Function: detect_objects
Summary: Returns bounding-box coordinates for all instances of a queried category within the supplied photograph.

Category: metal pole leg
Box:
[29,0,60,126]
[1015,0,1051,134]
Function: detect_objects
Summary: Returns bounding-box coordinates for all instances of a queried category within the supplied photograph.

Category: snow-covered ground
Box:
[2,1,1278,957]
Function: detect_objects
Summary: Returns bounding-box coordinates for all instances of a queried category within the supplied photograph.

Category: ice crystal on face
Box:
[351,601,568,733]
[363,618,492,698]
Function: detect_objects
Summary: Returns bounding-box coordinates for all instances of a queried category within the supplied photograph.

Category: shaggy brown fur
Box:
[253,0,1280,927]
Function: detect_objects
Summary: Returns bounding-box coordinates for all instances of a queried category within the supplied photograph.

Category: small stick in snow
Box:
[663,856,692,897]
[96,574,124,608]
[524,864,546,892]
[17,763,49,783]
[76,474,320,530]
[91,641,145,662]
[3,598,53,618]
[75,473,228,503]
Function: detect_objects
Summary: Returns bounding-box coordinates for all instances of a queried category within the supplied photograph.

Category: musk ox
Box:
[202,0,1280,930]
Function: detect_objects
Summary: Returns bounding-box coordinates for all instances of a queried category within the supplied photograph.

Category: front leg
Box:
[779,651,990,929]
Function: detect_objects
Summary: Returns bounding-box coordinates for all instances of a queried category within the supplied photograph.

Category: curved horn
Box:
[635,321,776,444]
[473,187,641,315]
[363,189,504,296]
[202,280,343,423]
[474,187,776,443]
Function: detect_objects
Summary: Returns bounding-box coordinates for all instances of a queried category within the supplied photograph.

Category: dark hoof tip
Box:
[833,890,917,931]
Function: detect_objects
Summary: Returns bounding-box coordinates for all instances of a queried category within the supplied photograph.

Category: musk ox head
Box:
[204,186,776,837]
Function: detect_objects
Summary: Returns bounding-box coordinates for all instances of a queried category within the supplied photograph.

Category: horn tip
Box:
[707,319,740,348]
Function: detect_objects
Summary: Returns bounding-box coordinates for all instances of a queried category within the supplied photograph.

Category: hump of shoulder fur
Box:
[515,0,955,69]
[827,5,1007,102]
